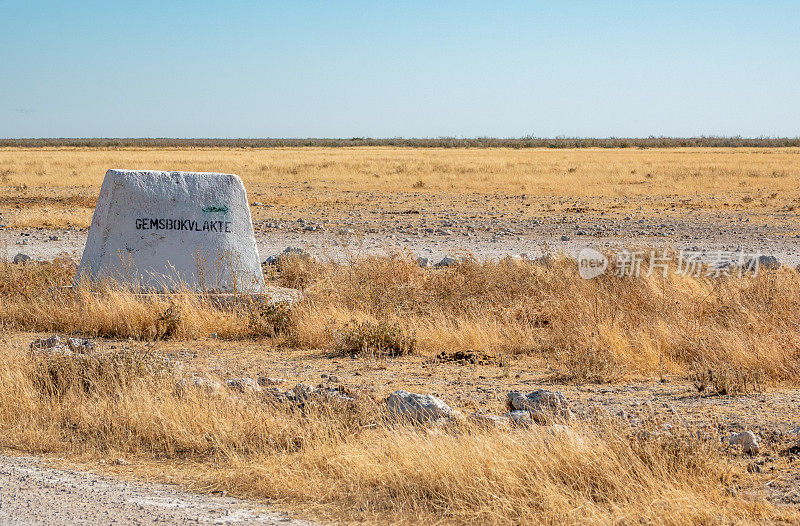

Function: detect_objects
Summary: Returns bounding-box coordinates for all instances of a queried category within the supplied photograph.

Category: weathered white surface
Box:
[75,170,265,292]
[506,389,574,423]
[729,431,761,455]
[385,390,461,423]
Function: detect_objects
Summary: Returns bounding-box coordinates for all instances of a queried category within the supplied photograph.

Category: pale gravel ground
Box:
[0,454,317,525]
[3,226,800,266]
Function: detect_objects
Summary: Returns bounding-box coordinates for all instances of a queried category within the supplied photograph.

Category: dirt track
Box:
[0,454,316,525]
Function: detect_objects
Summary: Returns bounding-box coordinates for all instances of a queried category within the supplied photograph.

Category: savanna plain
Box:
[1,146,800,525]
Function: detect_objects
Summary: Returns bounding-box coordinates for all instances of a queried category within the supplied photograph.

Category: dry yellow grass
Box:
[1,254,798,522]
[2,147,799,522]
[0,338,792,525]
[2,253,798,383]
[2,147,799,228]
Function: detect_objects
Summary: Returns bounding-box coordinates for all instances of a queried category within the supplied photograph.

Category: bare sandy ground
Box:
[0,453,316,525]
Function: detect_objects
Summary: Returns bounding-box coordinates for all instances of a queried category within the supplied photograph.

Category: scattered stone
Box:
[226,377,262,394]
[506,389,574,424]
[291,383,317,401]
[434,350,501,366]
[264,246,311,266]
[29,335,94,355]
[30,335,63,352]
[257,377,286,387]
[755,255,780,270]
[506,410,533,428]
[468,413,511,430]
[386,390,460,424]
[269,383,355,406]
[49,235,59,241]
[176,376,222,396]
[66,338,95,353]
[13,253,31,264]
[729,431,760,455]
[435,256,457,267]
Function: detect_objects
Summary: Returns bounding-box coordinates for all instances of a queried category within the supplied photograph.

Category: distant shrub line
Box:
[3,136,800,148]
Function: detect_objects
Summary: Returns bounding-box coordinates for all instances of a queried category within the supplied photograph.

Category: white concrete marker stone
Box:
[75,169,266,293]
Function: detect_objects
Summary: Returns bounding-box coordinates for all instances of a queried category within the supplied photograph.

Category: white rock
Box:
[30,335,63,351]
[468,413,511,430]
[177,376,222,395]
[291,383,317,401]
[729,431,760,455]
[75,170,265,293]
[506,410,533,428]
[226,377,261,394]
[29,335,92,356]
[507,389,574,423]
[386,390,459,423]
[435,256,457,267]
[257,377,287,387]
[13,253,31,264]
[66,338,94,353]
[264,246,310,266]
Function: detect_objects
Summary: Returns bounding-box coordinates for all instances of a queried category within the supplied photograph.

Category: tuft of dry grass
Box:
[0,340,792,525]
[332,319,416,357]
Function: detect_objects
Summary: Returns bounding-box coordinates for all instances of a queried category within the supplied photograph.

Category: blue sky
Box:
[2,1,798,138]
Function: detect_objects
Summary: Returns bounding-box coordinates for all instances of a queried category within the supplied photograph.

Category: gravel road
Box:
[0,454,316,525]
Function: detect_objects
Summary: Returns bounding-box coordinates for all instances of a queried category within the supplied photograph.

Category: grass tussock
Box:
[332,319,416,357]
[29,347,172,398]
[0,341,791,525]
[2,254,799,383]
